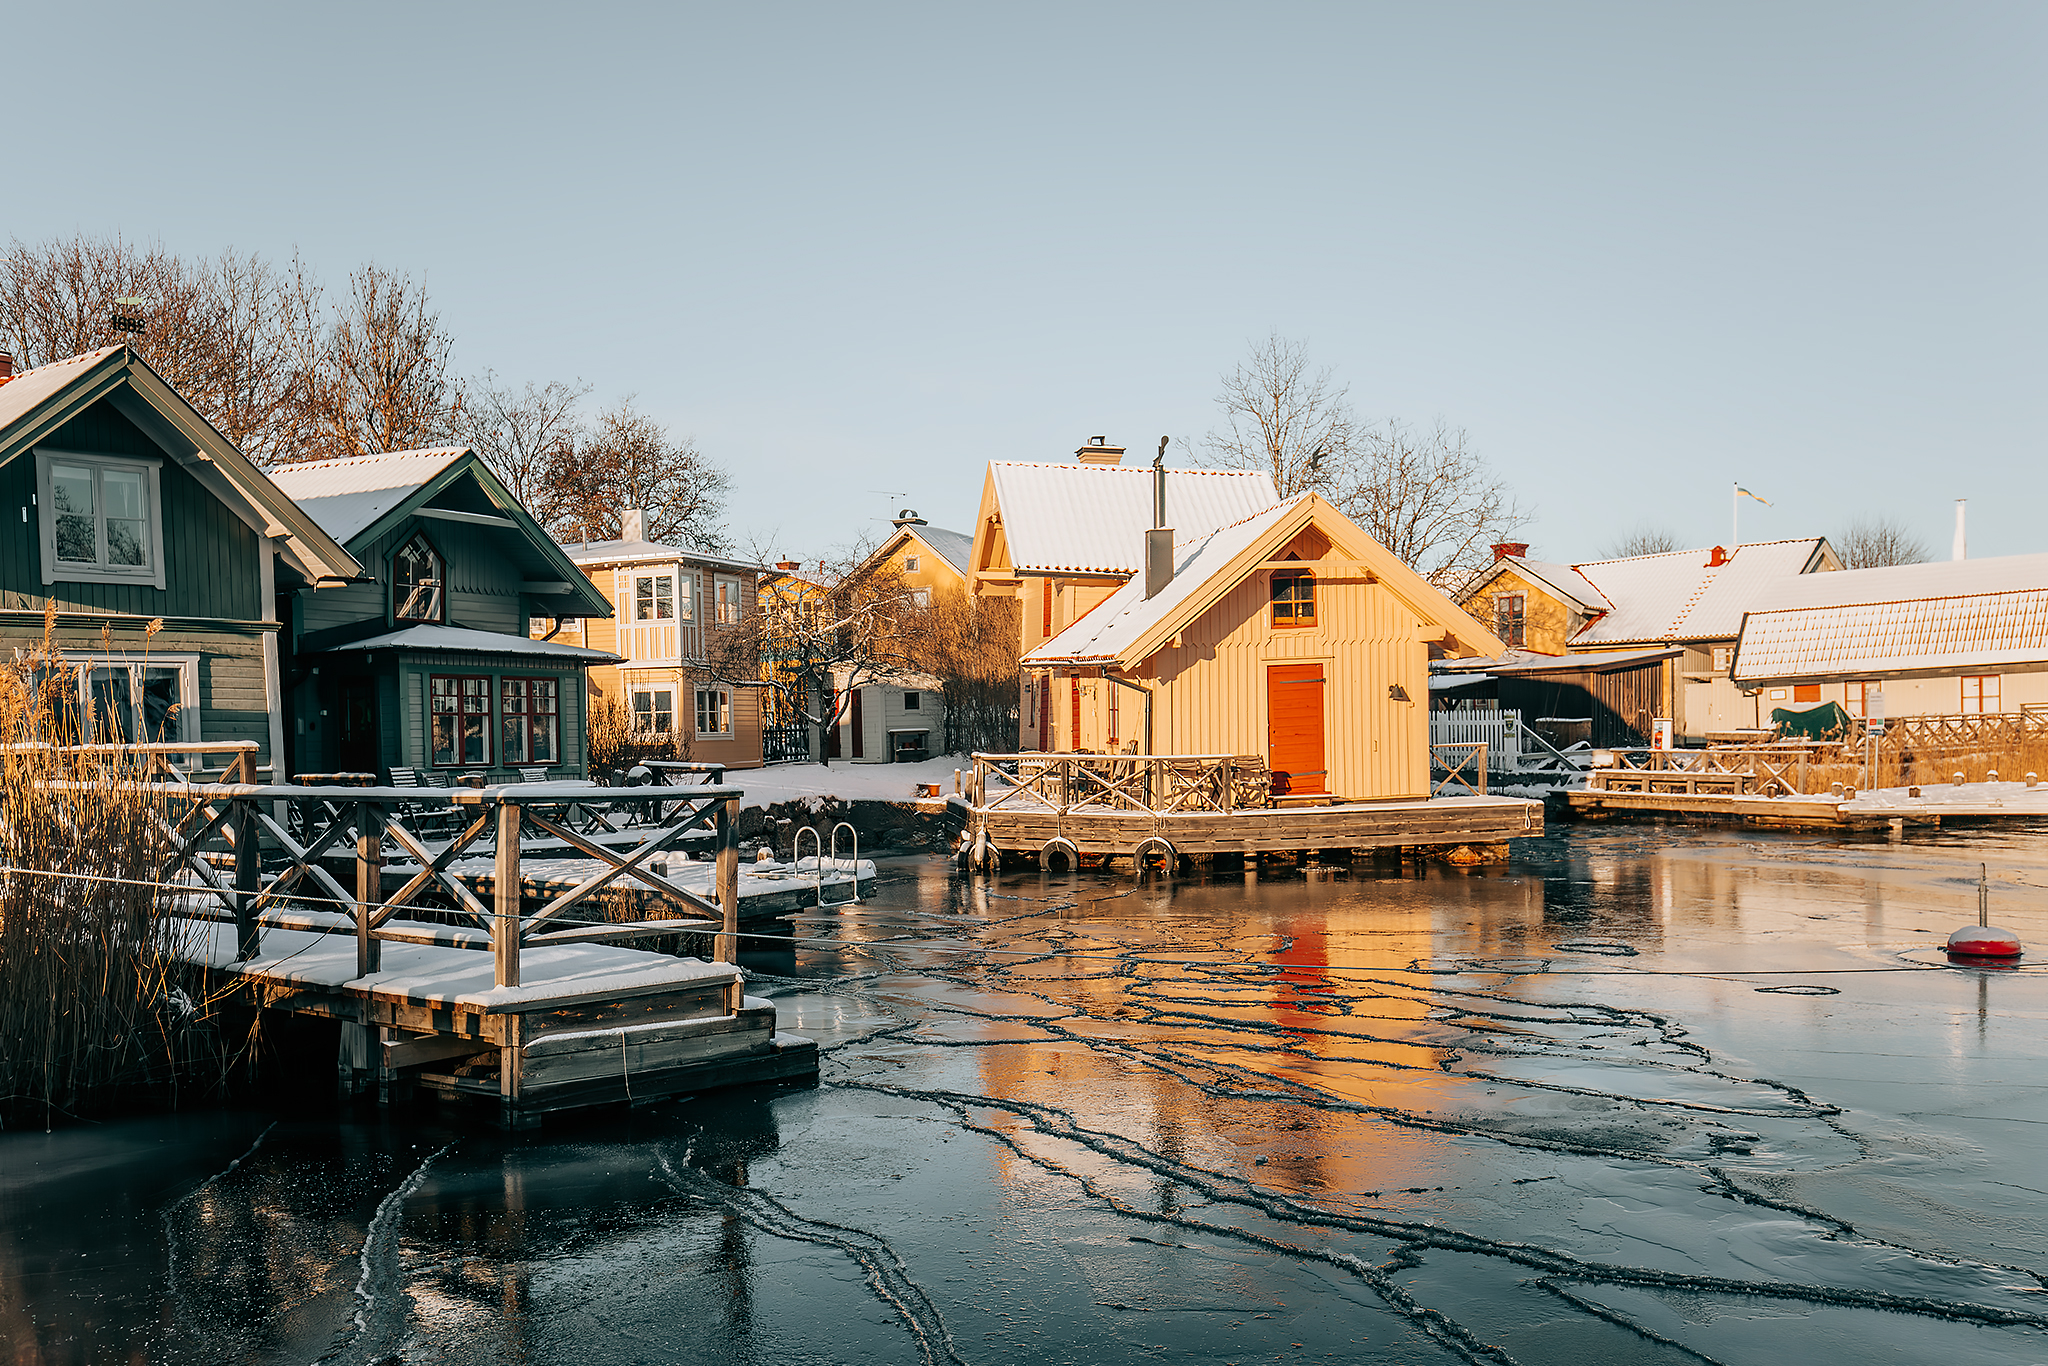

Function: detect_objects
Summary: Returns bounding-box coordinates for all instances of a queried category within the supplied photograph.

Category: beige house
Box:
[1732,552,2048,723]
[967,438,1280,749]
[1023,491,1503,800]
[545,511,766,769]
[865,509,973,605]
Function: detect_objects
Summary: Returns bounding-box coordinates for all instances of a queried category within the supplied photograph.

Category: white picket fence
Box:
[1430,708,1524,771]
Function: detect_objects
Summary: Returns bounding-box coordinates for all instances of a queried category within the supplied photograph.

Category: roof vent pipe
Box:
[1145,436,1174,600]
[1954,499,1967,561]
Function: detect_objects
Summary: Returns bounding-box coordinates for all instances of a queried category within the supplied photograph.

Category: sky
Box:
[9,2,2043,564]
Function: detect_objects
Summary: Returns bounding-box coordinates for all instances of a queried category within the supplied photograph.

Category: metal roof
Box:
[312,624,621,663]
[1733,553,2048,683]
[563,538,765,572]
[1571,538,1831,644]
[0,347,123,429]
[267,448,468,543]
[990,461,1280,575]
[908,524,973,576]
[1459,555,1611,612]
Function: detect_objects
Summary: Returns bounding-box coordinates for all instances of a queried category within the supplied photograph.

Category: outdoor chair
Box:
[388,767,458,838]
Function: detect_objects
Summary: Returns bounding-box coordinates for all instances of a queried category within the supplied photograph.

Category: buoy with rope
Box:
[1946,863,2023,960]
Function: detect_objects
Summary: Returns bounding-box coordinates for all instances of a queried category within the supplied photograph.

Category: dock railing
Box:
[1430,743,1489,796]
[1591,744,1827,796]
[970,752,1271,816]
[145,781,745,994]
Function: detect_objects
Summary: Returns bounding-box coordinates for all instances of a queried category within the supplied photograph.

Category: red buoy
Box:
[1947,863,2024,960]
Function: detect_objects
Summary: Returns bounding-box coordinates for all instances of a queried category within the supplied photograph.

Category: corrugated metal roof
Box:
[991,461,1280,574]
[1732,554,2048,683]
[268,448,468,542]
[1572,538,1828,644]
[910,525,973,575]
[313,624,621,663]
[563,538,765,572]
[1511,558,1611,612]
[1024,497,1303,664]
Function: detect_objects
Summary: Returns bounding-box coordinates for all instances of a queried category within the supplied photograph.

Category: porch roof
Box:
[313,624,621,664]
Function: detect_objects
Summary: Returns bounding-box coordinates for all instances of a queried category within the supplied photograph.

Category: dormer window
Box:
[394,534,445,623]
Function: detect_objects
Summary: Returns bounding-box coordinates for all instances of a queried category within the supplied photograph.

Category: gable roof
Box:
[269,447,611,617]
[987,461,1281,575]
[1024,492,1504,668]
[905,524,973,575]
[0,347,361,584]
[1459,555,1611,614]
[1570,538,1834,644]
[1731,552,2048,684]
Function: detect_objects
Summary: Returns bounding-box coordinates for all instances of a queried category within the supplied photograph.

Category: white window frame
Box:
[36,449,167,590]
[632,687,675,734]
[714,575,744,626]
[695,685,733,738]
[633,572,676,622]
[54,652,201,745]
[904,555,920,573]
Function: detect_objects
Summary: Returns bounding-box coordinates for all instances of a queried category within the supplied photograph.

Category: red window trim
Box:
[429,673,492,768]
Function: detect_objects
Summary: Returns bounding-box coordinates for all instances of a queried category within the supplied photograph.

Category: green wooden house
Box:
[268,448,617,780]
[0,347,360,772]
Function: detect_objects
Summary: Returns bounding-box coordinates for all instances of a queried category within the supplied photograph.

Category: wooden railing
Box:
[1429,709,1523,770]
[1590,744,1828,796]
[4,740,264,782]
[149,781,743,990]
[1431,743,1488,796]
[969,752,1270,816]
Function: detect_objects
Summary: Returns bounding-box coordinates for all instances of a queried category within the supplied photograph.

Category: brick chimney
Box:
[1075,437,1125,466]
[775,560,800,572]
[1706,545,1730,567]
[0,352,14,386]
[1490,541,1528,562]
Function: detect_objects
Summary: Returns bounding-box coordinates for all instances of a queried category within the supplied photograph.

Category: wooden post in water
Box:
[232,798,261,960]
[493,797,523,989]
[715,794,740,966]
[355,800,383,978]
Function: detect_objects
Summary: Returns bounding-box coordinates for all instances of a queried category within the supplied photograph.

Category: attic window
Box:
[904,555,920,573]
[1271,572,1315,628]
[1494,593,1526,648]
[35,450,166,590]
[394,533,445,623]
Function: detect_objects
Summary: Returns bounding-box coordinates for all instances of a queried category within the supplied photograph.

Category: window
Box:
[1847,681,1881,718]
[911,588,932,608]
[714,575,743,626]
[1793,684,1821,703]
[1494,593,1526,648]
[500,677,559,765]
[634,574,675,621]
[394,534,445,623]
[1271,572,1316,628]
[1962,675,2001,714]
[39,655,199,745]
[903,690,921,711]
[1712,647,1735,672]
[429,675,492,766]
[695,686,732,737]
[35,450,165,588]
[904,555,920,573]
[632,688,674,733]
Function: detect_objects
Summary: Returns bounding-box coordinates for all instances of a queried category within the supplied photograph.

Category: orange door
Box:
[1267,664,1326,794]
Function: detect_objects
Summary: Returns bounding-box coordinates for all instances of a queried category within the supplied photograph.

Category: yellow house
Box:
[541,510,766,769]
[862,509,972,605]
[967,438,1280,748]
[1022,492,1503,800]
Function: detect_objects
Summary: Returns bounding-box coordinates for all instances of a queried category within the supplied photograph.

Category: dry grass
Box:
[0,627,221,1128]
[1797,735,2048,793]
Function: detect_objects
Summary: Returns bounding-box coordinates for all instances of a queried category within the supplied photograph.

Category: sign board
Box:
[1651,718,1674,751]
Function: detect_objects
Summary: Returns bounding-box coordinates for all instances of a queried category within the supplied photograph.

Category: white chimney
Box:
[621,508,646,543]
[1953,499,1966,561]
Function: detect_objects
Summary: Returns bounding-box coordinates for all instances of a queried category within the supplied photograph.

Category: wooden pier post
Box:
[355,801,384,978]
[232,798,260,961]
[715,794,740,966]
[494,797,523,989]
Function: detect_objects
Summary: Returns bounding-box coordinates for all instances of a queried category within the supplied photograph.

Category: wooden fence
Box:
[1429,709,1523,770]
[970,752,1271,816]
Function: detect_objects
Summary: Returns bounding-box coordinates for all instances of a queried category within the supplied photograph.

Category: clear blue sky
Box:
[11,3,2043,562]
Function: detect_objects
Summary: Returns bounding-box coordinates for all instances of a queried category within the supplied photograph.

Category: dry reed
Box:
[0,625,218,1128]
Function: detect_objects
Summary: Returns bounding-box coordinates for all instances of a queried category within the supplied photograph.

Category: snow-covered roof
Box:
[563,538,764,572]
[1025,497,1305,664]
[0,347,123,428]
[313,624,621,663]
[1733,553,2048,684]
[990,461,1281,575]
[268,448,468,542]
[1459,555,1611,613]
[1571,538,1832,644]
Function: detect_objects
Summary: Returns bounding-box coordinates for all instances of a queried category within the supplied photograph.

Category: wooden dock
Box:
[150,778,819,1125]
[960,753,1543,868]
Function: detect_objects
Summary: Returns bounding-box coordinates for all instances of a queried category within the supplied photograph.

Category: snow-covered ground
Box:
[722,755,976,810]
[1840,778,2048,815]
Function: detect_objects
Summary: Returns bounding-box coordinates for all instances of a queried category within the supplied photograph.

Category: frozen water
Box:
[4,823,2048,1363]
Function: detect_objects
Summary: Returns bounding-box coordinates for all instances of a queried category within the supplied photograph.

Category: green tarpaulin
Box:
[1771,702,1854,741]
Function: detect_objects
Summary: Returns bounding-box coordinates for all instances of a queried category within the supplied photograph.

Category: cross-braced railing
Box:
[148,781,745,989]
[1430,742,1489,796]
[969,752,1270,817]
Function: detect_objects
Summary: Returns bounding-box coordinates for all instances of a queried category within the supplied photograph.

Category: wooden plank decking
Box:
[973,793,1542,859]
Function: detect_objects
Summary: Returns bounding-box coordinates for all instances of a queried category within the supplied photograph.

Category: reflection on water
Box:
[5,825,2048,1365]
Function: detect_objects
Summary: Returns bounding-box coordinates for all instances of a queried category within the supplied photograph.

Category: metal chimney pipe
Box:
[1954,499,1967,561]
[1145,437,1173,599]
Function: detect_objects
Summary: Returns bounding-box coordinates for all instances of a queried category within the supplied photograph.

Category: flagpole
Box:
[1732,482,1738,545]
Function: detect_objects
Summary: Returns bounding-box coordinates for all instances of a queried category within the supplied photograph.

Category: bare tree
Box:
[0,234,206,375]
[1836,516,1930,570]
[457,372,589,512]
[1602,528,1681,558]
[1202,334,1524,588]
[542,398,730,550]
[290,263,463,462]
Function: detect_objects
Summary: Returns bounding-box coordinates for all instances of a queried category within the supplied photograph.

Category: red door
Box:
[1267,664,1326,795]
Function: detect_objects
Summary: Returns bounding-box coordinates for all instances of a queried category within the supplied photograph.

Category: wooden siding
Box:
[299,514,526,643]
[32,621,273,761]
[0,399,262,619]
[1143,570,1433,800]
[1462,567,1577,656]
